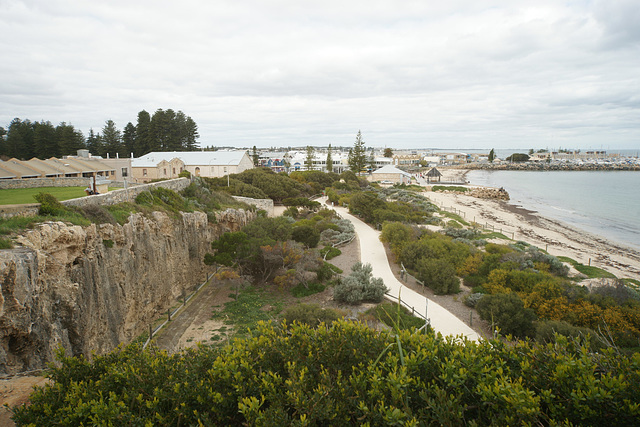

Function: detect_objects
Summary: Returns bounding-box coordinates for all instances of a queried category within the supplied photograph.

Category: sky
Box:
[1,0,639,150]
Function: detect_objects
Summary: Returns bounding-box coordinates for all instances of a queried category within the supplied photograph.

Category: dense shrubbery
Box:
[333,262,388,305]
[281,303,341,327]
[12,321,640,426]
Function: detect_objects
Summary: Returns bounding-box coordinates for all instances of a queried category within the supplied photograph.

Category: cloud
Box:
[0,0,639,149]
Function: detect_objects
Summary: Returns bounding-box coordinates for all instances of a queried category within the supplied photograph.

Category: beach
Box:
[425,168,640,282]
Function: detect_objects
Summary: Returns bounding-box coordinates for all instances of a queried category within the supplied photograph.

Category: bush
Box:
[416,258,460,295]
[79,204,117,224]
[476,293,537,338]
[333,262,388,305]
[367,302,427,330]
[34,192,66,216]
[535,320,604,350]
[281,304,340,327]
[12,322,640,426]
[319,246,341,260]
[290,282,326,298]
[291,225,320,248]
[0,237,13,249]
[315,262,336,282]
[464,292,484,308]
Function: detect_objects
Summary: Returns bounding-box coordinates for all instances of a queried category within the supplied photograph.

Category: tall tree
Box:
[367,148,376,172]
[326,144,333,173]
[182,116,199,151]
[488,148,496,163]
[33,121,58,158]
[252,146,259,166]
[348,130,367,174]
[122,122,136,157]
[86,129,104,157]
[383,147,393,157]
[305,146,315,170]
[102,120,122,158]
[56,122,85,156]
[6,118,34,159]
[135,110,152,156]
[0,126,6,157]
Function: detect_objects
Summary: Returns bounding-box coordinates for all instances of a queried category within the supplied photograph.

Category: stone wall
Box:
[232,196,274,216]
[0,204,40,219]
[61,178,190,208]
[0,207,256,374]
[0,177,91,190]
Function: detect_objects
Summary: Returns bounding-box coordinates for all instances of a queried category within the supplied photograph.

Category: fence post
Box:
[469,312,473,327]
[168,309,171,321]
[149,324,153,340]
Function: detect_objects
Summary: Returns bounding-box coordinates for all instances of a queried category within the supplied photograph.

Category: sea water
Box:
[466,170,640,251]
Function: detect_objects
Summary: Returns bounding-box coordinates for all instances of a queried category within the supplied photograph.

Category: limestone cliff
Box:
[0,208,254,374]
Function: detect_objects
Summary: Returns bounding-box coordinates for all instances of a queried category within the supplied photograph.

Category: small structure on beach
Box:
[425,167,442,183]
[369,165,412,185]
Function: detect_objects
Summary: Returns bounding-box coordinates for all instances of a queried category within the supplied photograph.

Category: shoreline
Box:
[423,184,640,281]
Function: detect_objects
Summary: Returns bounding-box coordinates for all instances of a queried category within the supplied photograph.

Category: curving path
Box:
[326,199,480,341]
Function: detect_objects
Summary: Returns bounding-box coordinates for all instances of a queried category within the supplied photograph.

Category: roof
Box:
[132,151,248,168]
[0,159,42,178]
[426,167,442,177]
[24,158,68,176]
[0,164,17,179]
[371,165,411,177]
[43,158,83,175]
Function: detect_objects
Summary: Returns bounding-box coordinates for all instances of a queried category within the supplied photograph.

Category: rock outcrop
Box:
[0,208,254,374]
[468,187,510,200]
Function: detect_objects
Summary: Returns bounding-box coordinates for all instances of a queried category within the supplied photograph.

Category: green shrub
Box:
[12,322,640,426]
[432,185,468,192]
[0,237,13,249]
[291,225,320,248]
[315,262,336,282]
[319,246,341,260]
[102,239,114,248]
[79,204,117,224]
[535,320,604,350]
[34,192,66,216]
[476,293,537,338]
[367,302,426,330]
[416,258,460,295]
[464,292,484,307]
[281,303,340,327]
[290,282,326,298]
[333,262,388,305]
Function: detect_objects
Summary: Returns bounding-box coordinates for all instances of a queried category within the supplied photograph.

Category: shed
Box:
[426,167,442,183]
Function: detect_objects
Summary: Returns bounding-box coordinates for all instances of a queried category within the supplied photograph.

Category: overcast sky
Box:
[1,0,639,150]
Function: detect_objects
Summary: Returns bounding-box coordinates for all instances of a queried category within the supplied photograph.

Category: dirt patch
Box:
[1,375,49,426]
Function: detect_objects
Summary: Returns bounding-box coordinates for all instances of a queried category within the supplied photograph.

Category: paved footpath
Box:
[327,200,480,341]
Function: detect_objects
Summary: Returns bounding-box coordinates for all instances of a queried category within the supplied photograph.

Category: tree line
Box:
[0,109,199,160]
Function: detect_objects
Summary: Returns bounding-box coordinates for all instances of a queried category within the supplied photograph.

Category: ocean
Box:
[466,170,640,251]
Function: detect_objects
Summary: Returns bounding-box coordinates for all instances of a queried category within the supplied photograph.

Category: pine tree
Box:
[348,130,367,173]
[252,146,259,166]
[305,146,315,170]
[488,148,495,163]
[122,122,136,157]
[102,120,122,158]
[367,149,376,172]
[326,144,333,173]
[135,110,152,157]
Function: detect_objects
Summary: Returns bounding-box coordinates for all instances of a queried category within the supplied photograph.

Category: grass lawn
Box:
[0,187,88,205]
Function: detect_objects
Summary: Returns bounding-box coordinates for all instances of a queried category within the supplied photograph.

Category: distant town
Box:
[1,147,639,187]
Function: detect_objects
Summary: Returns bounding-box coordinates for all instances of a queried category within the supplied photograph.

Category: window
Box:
[223,167,227,173]
[164,168,167,176]
[143,169,147,176]
[173,167,176,174]
[122,168,128,177]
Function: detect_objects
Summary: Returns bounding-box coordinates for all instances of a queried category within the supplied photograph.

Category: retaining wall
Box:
[61,178,191,208]
[232,196,274,216]
[0,177,91,190]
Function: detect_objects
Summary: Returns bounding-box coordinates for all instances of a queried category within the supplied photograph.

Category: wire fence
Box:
[143,267,220,349]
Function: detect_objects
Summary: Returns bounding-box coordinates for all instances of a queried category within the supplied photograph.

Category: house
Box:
[368,165,412,185]
[131,150,254,183]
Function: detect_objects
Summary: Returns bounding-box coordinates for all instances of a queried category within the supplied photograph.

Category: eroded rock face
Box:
[0,208,254,374]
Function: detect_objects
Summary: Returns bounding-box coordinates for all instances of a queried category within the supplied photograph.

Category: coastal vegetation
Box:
[11,321,640,425]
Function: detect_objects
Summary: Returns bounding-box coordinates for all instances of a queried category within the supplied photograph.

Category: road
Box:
[327,199,480,341]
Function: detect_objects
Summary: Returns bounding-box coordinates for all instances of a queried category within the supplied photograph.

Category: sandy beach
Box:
[425,168,640,282]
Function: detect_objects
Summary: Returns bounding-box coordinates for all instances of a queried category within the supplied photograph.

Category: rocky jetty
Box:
[466,162,640,171]
[469,187,510,200]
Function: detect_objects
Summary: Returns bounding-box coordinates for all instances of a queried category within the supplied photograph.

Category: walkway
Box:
[327,200,480,341]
